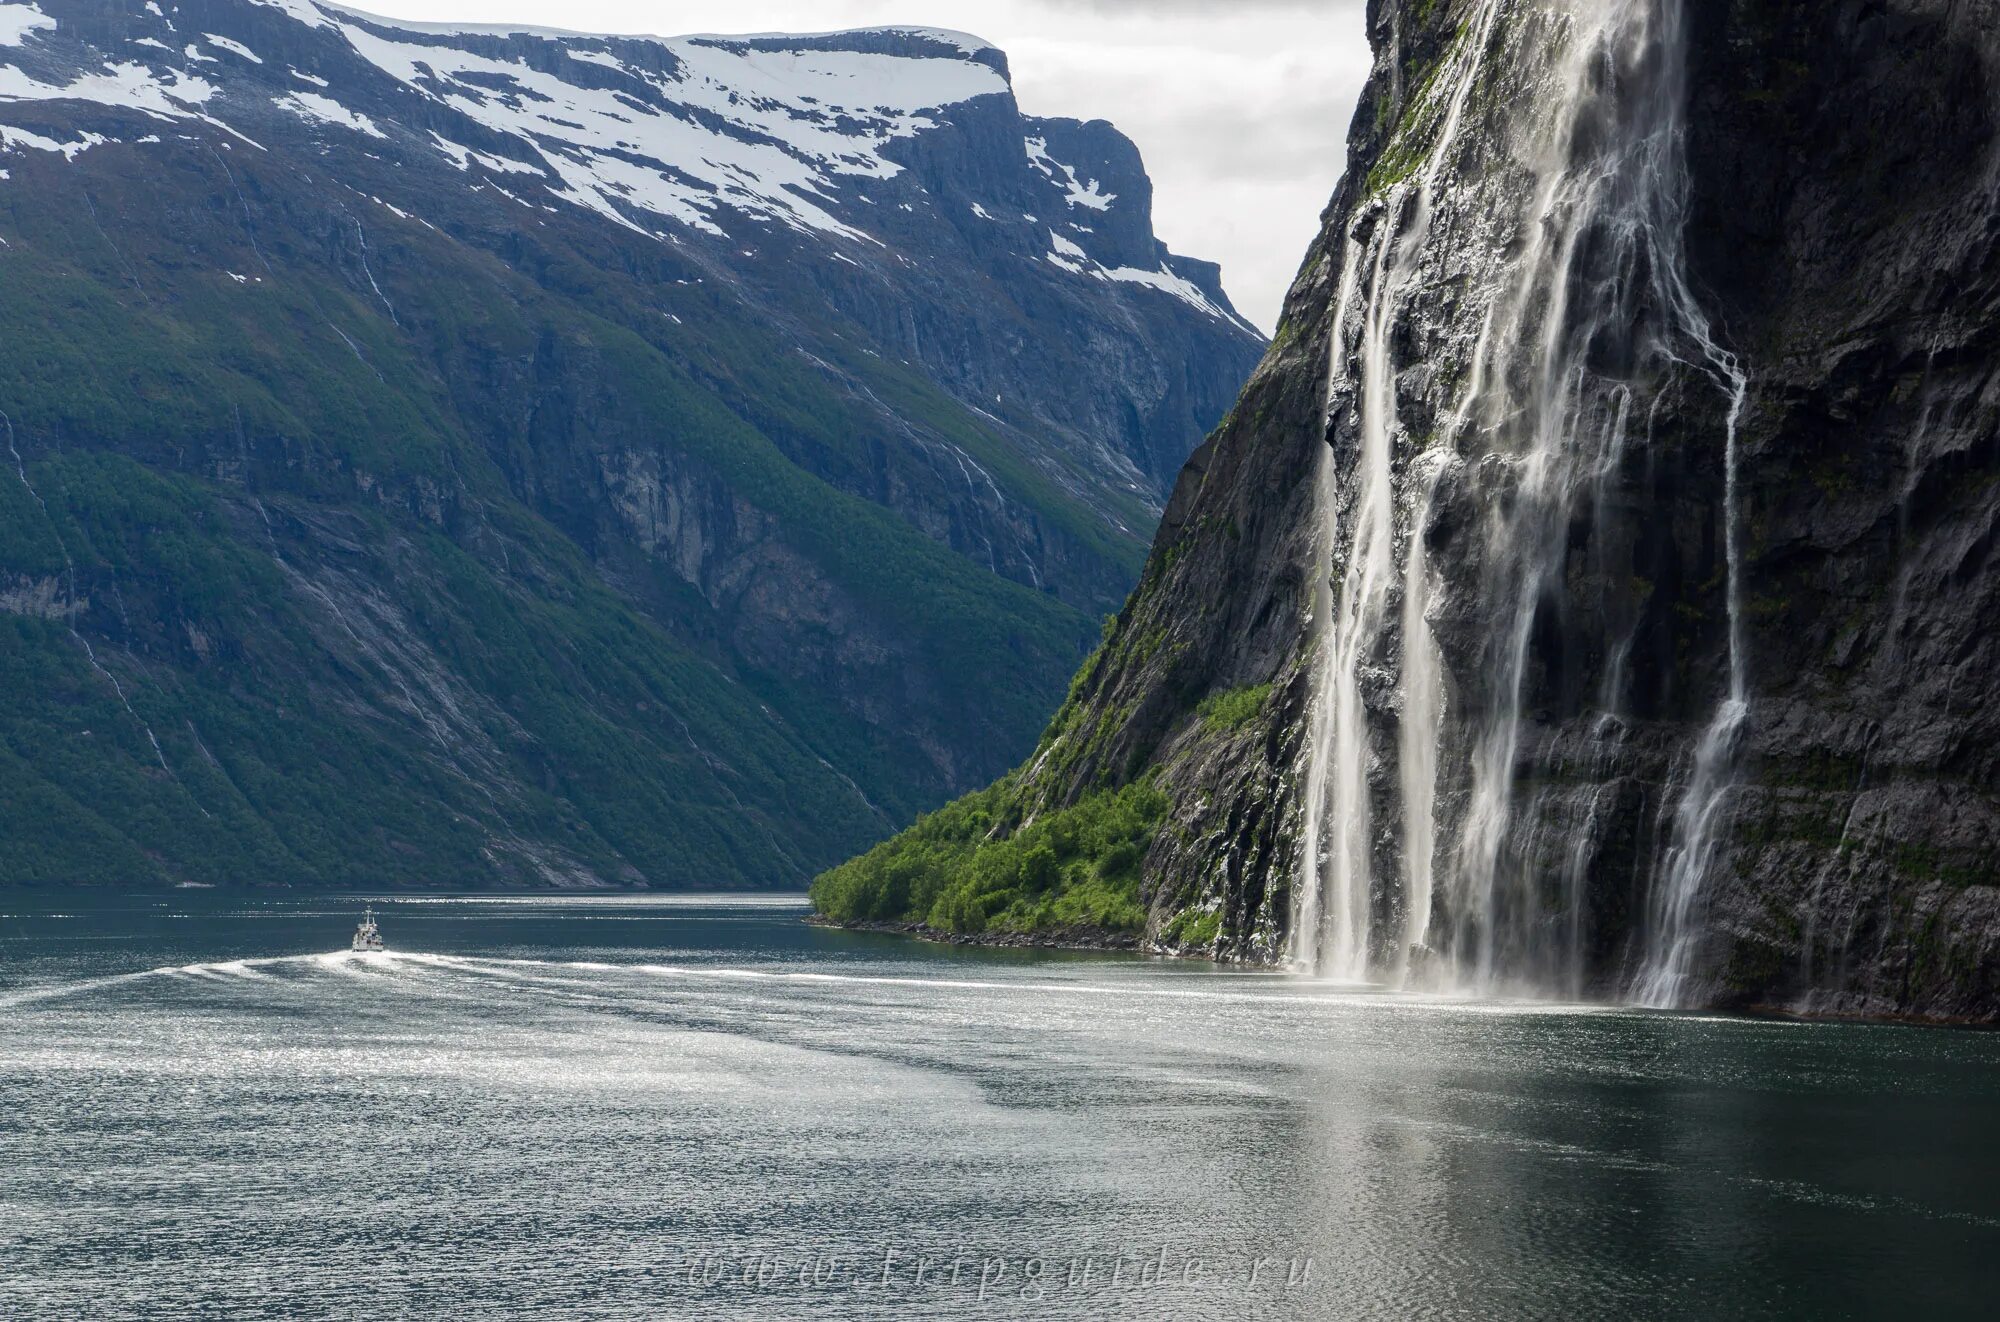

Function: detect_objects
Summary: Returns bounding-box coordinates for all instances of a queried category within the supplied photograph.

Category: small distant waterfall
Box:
[4,410,193,795]
[1294,0,1751,1004]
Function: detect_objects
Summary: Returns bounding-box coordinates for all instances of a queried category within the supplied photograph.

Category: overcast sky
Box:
[360,0,1373,332]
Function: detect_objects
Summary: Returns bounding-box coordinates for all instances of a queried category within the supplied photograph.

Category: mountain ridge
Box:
[0,0,1264,889]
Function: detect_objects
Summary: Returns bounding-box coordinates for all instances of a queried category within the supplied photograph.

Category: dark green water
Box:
[2,891,1995,1320]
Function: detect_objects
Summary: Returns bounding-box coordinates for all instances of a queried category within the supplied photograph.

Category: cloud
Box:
[361,0,1372,330]
[1001,9,1369,330]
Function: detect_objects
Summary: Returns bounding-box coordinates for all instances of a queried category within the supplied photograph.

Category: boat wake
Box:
[0,950,395,1008]
[2,949,1634,1021]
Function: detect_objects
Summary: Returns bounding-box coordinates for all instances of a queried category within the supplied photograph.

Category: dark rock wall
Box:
[1682,0,2000,1017]
[1016,0,2000,1019]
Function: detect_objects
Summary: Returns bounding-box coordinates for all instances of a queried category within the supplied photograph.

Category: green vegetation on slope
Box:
[0,451,888,886]
[0,143,1114,887]
[1197,682,1272,732]
[808,776,1169,936]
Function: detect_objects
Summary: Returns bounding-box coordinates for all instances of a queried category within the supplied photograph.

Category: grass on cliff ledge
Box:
[809,777,1168,936]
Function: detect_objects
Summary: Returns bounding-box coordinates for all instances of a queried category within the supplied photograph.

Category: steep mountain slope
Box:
[0,0,1264,888]
[816,0,2000,1021]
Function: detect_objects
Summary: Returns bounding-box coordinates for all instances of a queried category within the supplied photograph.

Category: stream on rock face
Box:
[4,891,1997,1320]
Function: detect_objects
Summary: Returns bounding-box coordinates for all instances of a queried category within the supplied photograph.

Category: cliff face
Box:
[954,0,2000,1020]
[0,0,1262,888]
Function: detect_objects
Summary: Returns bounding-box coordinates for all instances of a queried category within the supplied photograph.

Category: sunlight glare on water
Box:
[2,892,1996,1320]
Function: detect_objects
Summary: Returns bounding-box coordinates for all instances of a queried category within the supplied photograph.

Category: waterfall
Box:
[1295,0,1750,1002]
[1294,2,1501,978]
[3,410,195,797]
[1396,455,1447,984]
[1635,369,1749,1007]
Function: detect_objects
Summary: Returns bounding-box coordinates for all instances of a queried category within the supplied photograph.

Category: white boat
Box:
[351,906,385,952]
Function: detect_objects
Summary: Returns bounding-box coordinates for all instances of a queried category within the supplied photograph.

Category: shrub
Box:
[1196,682,1271,732]
[809,776,1169,935]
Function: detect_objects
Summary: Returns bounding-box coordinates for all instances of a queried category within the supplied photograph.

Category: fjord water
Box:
[4,894,1996,1320]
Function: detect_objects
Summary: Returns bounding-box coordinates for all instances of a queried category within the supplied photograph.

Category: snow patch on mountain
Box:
[1040,225,1255,330]
[275,90,384,138]
[0,2,53,48]
[430,131,543,176]
[1100,264,1249,329]
[328,16,1010,241]
[1026,136,1115,213]
[0,120,100,158]
[244,0,336,32]
[0,50,270,152]
[203,34,263,64]
[0,58,217,120]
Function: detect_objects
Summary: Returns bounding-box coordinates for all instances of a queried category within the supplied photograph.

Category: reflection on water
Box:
[2,892,1996,1320]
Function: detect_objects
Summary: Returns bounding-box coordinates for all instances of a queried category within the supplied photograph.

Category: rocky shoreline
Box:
[807,915,1998,1025]
[804,915,1152,955]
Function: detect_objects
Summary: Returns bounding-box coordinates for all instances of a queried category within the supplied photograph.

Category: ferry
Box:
[351,906,386,952]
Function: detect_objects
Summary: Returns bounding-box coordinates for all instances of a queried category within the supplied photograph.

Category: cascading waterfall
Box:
[1395,455,1448,983]
[1295,0,1751,1003]
[1294,243,1363,978]
[1295,2,1501,979]
[1634,370,1749,1006]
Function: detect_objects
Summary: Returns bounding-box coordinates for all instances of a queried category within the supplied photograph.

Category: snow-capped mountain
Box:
[8,4,1243,298]
[0,0,1264,890]
[0,2,1257,486]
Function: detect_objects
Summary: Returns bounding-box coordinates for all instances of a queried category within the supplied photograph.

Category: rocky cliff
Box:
[825,0,2000,1022]
[0,0,1263,888]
